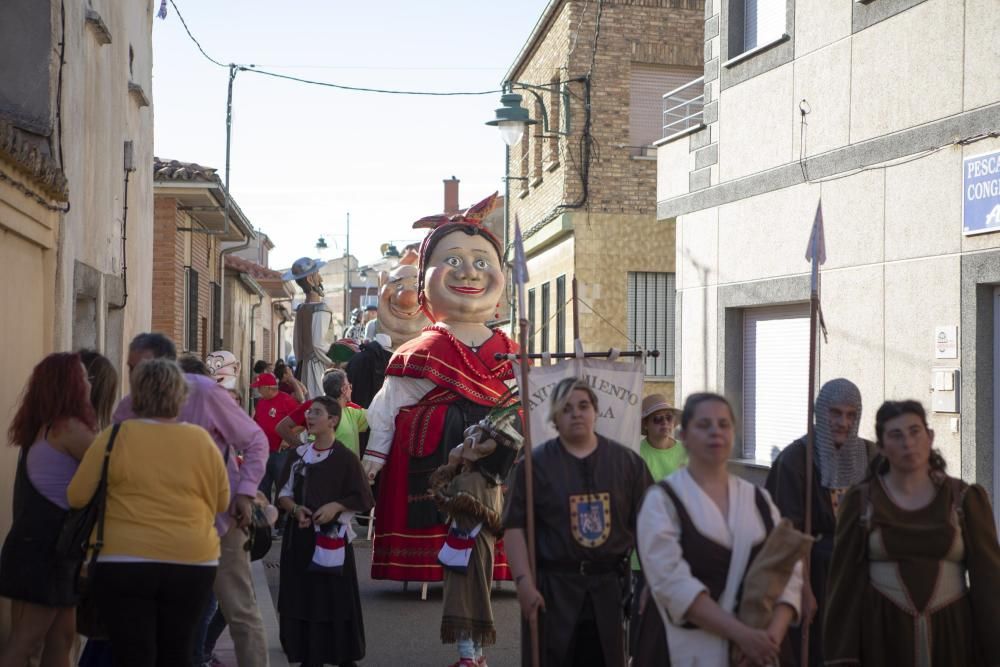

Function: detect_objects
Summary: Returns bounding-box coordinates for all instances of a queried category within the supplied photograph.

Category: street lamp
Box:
[485,78,589,334]
[486,92,538,146]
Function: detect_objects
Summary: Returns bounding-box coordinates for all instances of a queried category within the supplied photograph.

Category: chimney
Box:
[444,176,460,215]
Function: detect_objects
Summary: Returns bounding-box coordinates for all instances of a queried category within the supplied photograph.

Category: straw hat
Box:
[641,394,679,420]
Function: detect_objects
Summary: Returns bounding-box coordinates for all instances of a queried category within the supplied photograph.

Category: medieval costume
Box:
[637,467,803,666]
[364,325,516,581]
[503,434,652,667]
[823,477,1000,666]
[276,441,374,666]
[764,378,875,666]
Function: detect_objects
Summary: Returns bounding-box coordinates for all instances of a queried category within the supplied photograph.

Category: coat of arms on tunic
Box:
[569,492,611,547]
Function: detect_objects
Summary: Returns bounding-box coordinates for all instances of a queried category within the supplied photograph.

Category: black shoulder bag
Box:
[59,422,121,639]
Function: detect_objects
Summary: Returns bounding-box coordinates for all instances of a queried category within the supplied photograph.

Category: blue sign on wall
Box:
[963,150,1000,236]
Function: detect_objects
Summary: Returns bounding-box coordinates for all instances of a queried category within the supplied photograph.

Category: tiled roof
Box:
[153,157,220,183]
[224,254,284,281]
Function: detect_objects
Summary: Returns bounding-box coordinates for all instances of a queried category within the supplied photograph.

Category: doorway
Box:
[994,287,999,531]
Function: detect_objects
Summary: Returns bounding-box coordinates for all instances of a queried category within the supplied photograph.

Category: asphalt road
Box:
[262,535,523,667]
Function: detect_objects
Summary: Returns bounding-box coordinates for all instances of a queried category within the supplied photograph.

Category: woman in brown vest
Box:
[636,393,802,666]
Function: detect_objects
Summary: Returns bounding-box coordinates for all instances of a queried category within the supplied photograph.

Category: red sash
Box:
[388,326,515,459]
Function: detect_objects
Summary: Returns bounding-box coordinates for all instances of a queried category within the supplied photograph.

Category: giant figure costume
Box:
[362,194,515,583]
[283,257,332,400]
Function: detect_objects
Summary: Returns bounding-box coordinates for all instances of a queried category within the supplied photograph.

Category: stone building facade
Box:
[505,0,704,400]
[656,0,1000,500]
[0,0,155,636]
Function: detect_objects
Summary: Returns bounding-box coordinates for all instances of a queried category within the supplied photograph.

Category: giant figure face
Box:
[422,229,505,325]
[376,264,427,346]
[207,350,240,390]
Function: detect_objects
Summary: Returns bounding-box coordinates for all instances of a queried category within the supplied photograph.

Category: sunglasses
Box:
[649,414,675,425]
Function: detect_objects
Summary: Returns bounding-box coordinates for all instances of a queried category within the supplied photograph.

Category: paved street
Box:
[260,535,523,667]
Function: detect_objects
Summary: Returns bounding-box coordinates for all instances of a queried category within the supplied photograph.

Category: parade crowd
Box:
[0,205,998,667]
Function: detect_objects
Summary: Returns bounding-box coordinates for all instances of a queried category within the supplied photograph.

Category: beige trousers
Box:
[215,526,269,667]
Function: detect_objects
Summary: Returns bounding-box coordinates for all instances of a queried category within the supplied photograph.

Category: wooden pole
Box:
[517,314,541,667]
[801,254,821,665]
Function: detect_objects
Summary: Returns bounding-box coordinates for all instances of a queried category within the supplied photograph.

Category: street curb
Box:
[252,559,289,667]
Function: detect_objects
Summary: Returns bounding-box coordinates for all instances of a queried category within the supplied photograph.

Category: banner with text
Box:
[515,358,645,451]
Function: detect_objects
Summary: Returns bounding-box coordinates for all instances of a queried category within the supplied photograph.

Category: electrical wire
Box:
[168,0,503,96]
[168,0,227,68]
[237,66,502,97]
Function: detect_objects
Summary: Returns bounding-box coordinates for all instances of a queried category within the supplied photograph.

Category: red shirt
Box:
[253,392,301,453]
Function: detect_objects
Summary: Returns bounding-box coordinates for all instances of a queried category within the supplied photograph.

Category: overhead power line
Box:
[167,0,503,97]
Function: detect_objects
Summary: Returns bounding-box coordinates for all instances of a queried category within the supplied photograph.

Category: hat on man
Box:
[281,257,326,282]
[641,393,679,420]
[327,338,360,363]
[250,372,278,388]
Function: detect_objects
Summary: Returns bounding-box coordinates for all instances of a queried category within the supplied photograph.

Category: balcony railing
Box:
[662,76,705,141]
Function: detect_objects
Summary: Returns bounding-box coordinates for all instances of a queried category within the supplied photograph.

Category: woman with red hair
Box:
[0,352,99,667]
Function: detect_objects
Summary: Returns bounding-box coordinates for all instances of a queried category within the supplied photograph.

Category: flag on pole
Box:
[513,216,530,316]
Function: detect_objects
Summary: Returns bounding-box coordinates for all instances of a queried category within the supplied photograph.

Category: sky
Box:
[152,0,551,270]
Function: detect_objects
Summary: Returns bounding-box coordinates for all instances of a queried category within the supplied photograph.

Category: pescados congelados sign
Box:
[963,150,1000,236]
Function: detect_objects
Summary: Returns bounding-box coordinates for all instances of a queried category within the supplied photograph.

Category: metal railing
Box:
[662,76,705,140]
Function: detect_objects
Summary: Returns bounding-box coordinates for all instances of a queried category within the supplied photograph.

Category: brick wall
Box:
[152,194,224,357]
[151,196,182,342]
[189,229,212,357]
[503,0,700,403]
[508,0,704,230]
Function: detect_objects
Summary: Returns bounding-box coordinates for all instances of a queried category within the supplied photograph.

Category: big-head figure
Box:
[364,257,428,349]
[362,193,516,582]
[283,257,332,400]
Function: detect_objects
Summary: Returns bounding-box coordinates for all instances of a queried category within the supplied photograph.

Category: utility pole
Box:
[344,212,351,327]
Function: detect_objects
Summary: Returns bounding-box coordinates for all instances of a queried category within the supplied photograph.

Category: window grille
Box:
[540,282,551,353]
[528,288,537,355]
[556,275,567,353]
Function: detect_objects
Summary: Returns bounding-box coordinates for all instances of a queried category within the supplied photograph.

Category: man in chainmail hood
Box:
[765,378,878,667]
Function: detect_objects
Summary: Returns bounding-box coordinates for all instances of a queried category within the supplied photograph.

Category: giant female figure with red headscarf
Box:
[361,195,515,582]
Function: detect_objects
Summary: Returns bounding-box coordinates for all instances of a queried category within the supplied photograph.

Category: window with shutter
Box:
[741,304,809,462]
[630,64,702,153]
[738,0,785,54]
[627,272,676,377]
[541,282,551,354]
[211,282,222,351]
[187,268,199,353]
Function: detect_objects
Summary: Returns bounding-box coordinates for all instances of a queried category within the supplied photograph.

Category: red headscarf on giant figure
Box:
[412,193,503,324]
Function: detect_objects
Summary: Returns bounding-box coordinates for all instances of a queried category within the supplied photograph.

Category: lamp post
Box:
[486,89,538,336]
[314,212,353,329]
